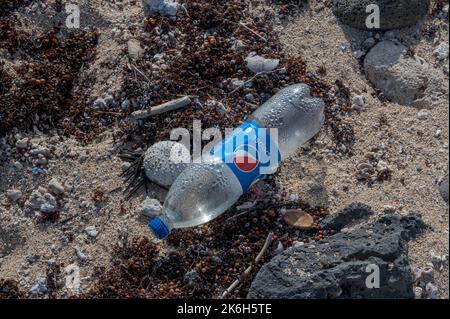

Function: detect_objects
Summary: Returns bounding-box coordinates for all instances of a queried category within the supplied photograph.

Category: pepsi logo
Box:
[233,149,259,172]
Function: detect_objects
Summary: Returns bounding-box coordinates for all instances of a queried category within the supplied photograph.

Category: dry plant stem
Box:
[128,62,151,83]
[228,68,285,96]
[130,96,192,120]
[238,22,268,42]
[221,232,274,298]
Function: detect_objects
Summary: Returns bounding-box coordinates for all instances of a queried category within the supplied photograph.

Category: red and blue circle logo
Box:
[233,148,259,173]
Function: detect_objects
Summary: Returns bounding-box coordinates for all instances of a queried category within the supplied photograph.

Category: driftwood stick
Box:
[221,232,274,298]
[130,96,192,121]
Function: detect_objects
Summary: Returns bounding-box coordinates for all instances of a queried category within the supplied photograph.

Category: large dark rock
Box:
[332,0,431,30]
[248,214,427,299]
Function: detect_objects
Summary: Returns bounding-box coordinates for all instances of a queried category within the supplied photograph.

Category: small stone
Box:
[142,0,178,17]
[103,95,115,107]
[183,269,200,286]
[40,193,58,213]
[362,37,376,51]
[433,42,449,61]
[36,156,48,165]
[75,247,88,262]
[92,97,106,110]
[85,226,99,238]
[352,95,365,107]
[283,209,315,230]
[245,53,279,74]
[425,282,439,299]
[15,138,29,149]
[13,161,23,170]
[7,189,22,202]
[245,93,256,103]
[383,205,396,213]
[121,99,131,111]
[30,278,47,295]
[417,109,428,120]
[414,286,423,299]
[274,241,284,254]
[420,266,434,285]
[444,64,449,75]
[48,178,65,196]
[138,198,162,218]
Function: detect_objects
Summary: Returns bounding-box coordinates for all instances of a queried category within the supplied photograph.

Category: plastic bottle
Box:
[149,84,325,239]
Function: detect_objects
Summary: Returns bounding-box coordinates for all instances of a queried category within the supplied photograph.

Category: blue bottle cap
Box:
[148,216,171,239]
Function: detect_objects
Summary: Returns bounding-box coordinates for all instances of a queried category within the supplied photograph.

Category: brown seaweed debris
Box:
[0,25,99,139]
[0,279,25,299]
[85,176,329,299]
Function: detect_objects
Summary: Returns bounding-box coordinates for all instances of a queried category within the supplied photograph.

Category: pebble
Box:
[85,226,99,238]
[425,282,439,299]
[283,209,315,230]
[274,241,285,255]
[245,93,256,103]
[383,205,396,213]
[103,95,115,107]
[414,286,423,299]
[121,99,131,111]
[7,189,22,202]
[433,42,449,61]
[143,0,178,17]
[15,138,29,149]
[352,95,365,110]
[92,97,106,110]
[138,198,162,219]
[13,161,23,170]
[48,178,65,196]
[362,37,376,51]
[417,110,428,120]
[75,246,88,262]
[29,278,47,295]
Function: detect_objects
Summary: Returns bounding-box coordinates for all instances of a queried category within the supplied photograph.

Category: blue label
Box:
[210,120,281,192]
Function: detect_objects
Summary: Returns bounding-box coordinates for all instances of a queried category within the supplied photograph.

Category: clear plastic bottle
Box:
[149,84,325,239]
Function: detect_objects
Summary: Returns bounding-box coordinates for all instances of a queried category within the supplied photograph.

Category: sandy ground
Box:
[0,0,449,298]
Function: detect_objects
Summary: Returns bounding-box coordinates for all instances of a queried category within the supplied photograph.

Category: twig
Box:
[130,96,192,121]
[127,62,150,83]
[237,22,268,42]
[221,232,273,298]
[228,68,285,96]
